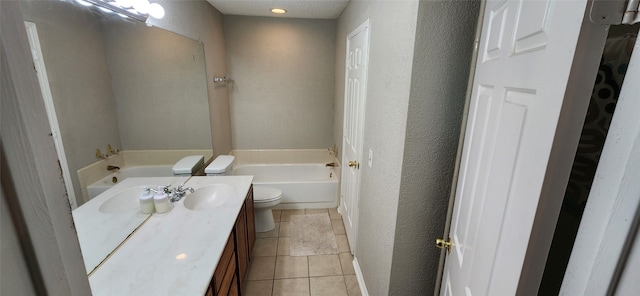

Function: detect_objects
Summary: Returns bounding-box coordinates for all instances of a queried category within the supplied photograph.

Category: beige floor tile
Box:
[257,222,280,238]
[309,255,343,277]
[335,234,350,253]
[305,208,328,215]
[275,256,309,279]
[281,209,305,222]
[310,276,348,296]
[273,210,282,222]
[277,237,291,256]
[243,280,273,296]
[339,253,355,275]
[273,278,310,296]
[329,208,341,220]
[332,220,346,235]
[253,238,279,257]
[247,256,276,280]
[279,221,290,237]
[344,275,361,296]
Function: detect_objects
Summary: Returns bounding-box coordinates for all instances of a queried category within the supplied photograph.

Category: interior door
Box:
[340,19,369,254]
[441,0,603,294]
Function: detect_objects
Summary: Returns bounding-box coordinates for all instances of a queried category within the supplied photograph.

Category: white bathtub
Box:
[232,164,338,209]
[86,165,174,199]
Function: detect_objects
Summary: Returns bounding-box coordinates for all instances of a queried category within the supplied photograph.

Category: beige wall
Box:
[102,19,211,150]
[335,1,419,294]
[150,0,232,155]
[224,16,336,149]
[390,1,480,294]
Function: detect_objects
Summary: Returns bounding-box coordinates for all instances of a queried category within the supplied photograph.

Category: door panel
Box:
[340,20,369,254]
[442,0,596,294]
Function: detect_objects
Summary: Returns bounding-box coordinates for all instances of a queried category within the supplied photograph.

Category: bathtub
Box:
[86,165,174,199]
[232,164,338,209]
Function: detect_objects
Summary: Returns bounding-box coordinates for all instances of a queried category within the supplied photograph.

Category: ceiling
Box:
[206,0,350,19]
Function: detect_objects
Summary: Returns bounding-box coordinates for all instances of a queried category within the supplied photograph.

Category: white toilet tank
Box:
[172,155,205,176]
[205,155,235,176]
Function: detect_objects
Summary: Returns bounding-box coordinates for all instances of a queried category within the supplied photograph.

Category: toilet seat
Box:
[253,186,283,203]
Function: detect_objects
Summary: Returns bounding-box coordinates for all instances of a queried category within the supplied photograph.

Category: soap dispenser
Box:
[139,188,155,214]
[153,185,171,213]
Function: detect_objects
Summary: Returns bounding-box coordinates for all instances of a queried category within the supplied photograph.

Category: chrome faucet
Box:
[169,184,194,202]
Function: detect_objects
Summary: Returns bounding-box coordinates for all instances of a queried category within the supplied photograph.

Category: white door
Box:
[340,19,370,254]
[441,0,604,294]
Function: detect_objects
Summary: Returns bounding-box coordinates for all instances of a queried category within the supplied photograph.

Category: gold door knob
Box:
[348,160,359,169]
[435,238,452,252]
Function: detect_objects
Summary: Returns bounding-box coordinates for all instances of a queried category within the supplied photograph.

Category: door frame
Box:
[24,21,78,209]
[560,34,640,294]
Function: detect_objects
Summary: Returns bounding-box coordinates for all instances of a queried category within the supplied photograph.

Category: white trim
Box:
[24,21,78,209]
[561,34,640,295]
[353,255,369,296]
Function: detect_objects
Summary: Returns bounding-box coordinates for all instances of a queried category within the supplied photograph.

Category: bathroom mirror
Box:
[19,0,211,275]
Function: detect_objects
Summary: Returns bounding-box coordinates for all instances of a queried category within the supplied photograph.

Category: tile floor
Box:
[243,208,361,296]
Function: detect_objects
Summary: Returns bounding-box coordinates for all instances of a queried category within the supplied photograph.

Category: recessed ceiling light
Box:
[270,8,287,14]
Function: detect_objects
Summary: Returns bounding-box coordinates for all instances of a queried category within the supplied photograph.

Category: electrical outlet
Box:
[368,149,373,167]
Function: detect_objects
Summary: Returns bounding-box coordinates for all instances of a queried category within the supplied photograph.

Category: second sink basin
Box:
[183,184,236,211]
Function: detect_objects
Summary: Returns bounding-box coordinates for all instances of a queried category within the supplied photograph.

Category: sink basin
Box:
[183,184,236,211]
[98,186,147,213]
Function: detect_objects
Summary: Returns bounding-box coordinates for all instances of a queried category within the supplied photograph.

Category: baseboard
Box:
[353,256,369,296]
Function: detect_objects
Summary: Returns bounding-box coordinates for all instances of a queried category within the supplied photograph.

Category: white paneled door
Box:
[441,0,605,295]
[340,19,369,254]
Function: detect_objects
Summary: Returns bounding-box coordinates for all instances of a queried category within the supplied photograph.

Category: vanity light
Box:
[270,8,287,14]
[76,0,93,7]
[75,0,165,22]
[148,3,165,19]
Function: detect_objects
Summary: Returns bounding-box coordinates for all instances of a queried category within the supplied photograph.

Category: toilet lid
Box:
[253,186,283,202]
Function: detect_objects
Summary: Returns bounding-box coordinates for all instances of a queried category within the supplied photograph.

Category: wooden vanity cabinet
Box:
[207,185,255,296]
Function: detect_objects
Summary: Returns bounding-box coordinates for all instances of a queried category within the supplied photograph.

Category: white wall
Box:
[225,16,336,149]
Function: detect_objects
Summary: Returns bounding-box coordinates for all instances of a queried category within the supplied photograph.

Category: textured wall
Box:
[335,0,419,294]
[103,20,211,150]
[225,16,336,149]
[20,0,121,205]
[150,0,232,155]
[390,1,480,295]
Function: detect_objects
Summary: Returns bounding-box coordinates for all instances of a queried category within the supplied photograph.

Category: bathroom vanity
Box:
[76,176,255,295]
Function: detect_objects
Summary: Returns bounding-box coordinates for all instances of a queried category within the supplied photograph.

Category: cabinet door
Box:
[234,204,248,289]
[246,186,256,256]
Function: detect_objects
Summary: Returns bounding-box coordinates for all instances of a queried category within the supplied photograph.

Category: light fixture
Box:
[76,0,165,22]
[270,8,287,14]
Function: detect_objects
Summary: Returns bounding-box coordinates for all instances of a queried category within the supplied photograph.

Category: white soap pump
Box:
[153,185,171,213]
[139,188,155,214]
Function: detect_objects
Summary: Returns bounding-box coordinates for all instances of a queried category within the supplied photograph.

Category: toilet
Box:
[205,155,283,232]
[172,155,205,176]
[252,186,283,232]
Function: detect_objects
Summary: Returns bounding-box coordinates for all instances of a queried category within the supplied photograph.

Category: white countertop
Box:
[73,176,189,274]
[87,176,253,295]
